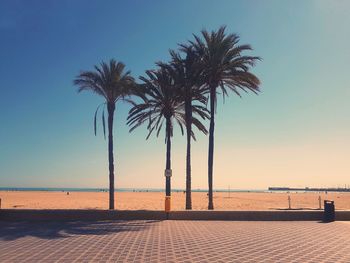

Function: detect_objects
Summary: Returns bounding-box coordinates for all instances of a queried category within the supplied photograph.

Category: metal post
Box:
[318,196,322,209]
[288,195,291,209]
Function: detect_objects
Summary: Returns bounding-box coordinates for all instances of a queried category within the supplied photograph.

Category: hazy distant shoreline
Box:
[2,187,349,194]
[0,187,266,193]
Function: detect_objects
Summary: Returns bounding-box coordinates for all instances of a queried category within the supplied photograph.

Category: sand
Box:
[1,191,349,210]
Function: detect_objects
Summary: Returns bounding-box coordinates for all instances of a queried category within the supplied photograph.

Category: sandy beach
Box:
[1,191,349,210]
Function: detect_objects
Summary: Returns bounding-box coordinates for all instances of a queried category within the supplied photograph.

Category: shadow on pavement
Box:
[0,220,161,241]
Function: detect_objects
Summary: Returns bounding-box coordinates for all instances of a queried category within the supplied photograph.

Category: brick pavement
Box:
[1,220,350,262]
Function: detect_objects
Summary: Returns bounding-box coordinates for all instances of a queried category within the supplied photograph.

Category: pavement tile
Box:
[1,220,350,262]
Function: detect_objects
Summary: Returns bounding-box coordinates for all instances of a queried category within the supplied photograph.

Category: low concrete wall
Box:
[1,209,350,221]
[334,212,350,221]
[0,209,166,221]
[169,210,325,221]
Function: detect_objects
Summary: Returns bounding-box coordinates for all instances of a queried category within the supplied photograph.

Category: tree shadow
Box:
[0,220,160,241]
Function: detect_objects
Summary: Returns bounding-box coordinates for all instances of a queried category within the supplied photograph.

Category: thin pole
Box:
[288,195,291,209]
[319,196,322,210]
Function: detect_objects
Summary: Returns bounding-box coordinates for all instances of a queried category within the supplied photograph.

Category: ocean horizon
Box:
[0,187,266,193]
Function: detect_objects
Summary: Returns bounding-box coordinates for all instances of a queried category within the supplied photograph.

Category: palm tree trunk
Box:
[165,117,171,196]
[208,86,215,210]
[185,99,192,210]
[107,102,115,210]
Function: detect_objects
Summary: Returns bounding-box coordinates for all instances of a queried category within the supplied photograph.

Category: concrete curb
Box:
[1,209,350,221]
[170,210,325,221]
[0,209,165,221]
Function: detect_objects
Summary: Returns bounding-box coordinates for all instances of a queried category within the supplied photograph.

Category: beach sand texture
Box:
[1,191,349,210]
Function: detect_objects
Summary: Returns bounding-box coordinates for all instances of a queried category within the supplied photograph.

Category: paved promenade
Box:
[1,220,350,262]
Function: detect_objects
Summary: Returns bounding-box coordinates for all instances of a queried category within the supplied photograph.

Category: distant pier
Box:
[268,187,350,192]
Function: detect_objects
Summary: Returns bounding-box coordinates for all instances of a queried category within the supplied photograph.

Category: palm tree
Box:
[74,59,136,210]
[190,26,261,210]
[127,67,208,210]
[160,47,209,210]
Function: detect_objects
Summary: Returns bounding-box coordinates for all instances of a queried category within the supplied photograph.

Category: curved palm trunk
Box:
[185,98,192,210]
[208,86,215,210]
[165,117,171,196]
[107,102,115,210]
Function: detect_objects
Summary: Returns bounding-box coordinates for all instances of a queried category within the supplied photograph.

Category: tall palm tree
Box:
[127,67,207,210]
[190,26,261,210]
[74,59,136,209]
[160,47,209,210]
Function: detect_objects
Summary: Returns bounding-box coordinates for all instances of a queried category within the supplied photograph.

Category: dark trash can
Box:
[323,200,335,222]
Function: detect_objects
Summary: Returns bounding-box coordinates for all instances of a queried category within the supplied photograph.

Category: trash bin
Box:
[323,200,335,222]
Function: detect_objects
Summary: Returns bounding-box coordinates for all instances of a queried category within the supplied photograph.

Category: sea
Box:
[0,187,266,193]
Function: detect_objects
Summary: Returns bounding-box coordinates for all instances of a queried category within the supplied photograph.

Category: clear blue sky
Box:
[1,0,349,189]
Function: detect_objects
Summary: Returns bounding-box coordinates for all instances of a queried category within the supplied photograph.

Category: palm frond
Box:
[93,103,105,136]
[189,26,261,101]
[74,59,137,137]
[102,108,106,140]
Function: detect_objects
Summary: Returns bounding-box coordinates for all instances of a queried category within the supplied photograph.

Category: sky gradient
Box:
[1,0,349,190]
